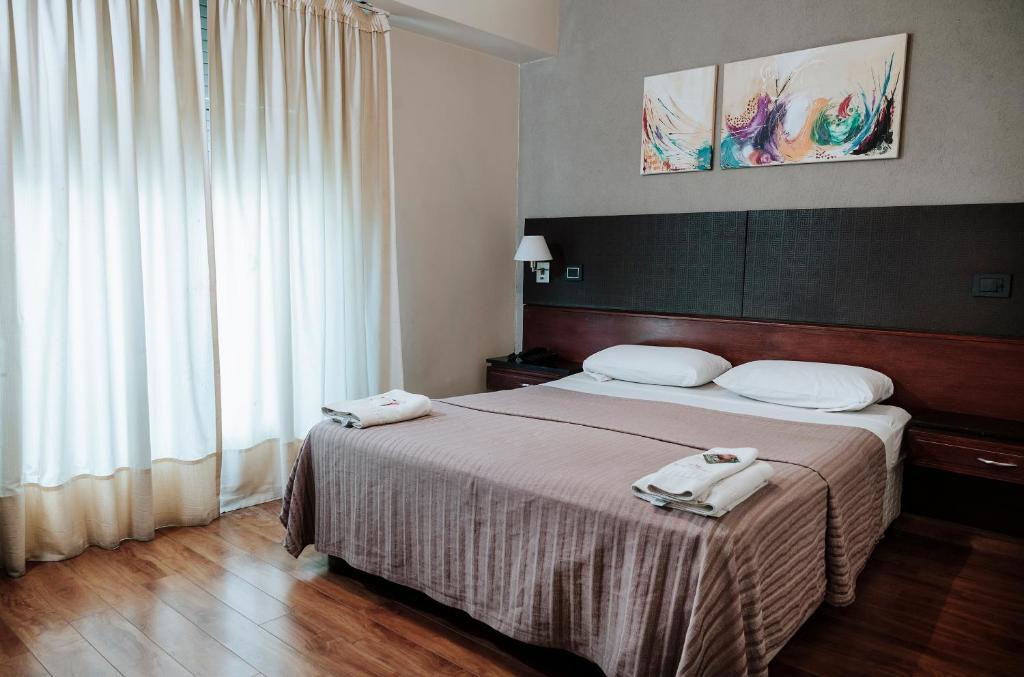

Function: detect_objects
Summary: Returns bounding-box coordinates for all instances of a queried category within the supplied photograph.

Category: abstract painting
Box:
[720,34,907,169]
[642,65,716,174]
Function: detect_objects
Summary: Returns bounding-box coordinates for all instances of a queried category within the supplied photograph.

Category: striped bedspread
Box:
[281,386,886,676]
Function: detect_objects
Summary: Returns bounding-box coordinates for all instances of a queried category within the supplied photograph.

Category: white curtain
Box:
[1,0,218,576]
[1,0,400,574]
[209,0,402,510]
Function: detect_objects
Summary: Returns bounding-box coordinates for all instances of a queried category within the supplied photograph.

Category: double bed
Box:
[280,305,1024,676]
[282,373,909,675]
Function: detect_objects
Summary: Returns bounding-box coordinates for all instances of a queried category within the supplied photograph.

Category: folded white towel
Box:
[322,390,431,429]
[643,447,758,502]
[633,461,774,518]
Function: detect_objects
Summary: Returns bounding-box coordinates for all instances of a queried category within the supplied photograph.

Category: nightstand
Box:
[906,411,1024,484]
[903,411,1024,535]
[485,356,581,391]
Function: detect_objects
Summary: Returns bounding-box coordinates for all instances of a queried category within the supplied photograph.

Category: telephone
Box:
[506,347,558,366]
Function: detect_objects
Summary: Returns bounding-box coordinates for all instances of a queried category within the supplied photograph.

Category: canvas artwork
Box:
[641,65,717,174]
[720,34,907,169]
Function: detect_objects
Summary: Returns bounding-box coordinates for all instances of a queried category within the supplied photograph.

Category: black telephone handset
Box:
[507,347,558,366]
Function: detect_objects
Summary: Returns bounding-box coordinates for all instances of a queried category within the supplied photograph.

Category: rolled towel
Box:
[633,461,774,517]
[322,390,431,429]
[643,447,758,502]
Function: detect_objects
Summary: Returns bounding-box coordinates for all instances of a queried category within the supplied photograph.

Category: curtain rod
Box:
[353,0,390,16]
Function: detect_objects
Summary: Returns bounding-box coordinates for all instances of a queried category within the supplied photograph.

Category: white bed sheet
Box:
[544,373,909,527]
[545,373,910,466]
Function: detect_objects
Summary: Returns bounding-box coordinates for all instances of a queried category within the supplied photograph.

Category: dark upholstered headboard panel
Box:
[524,202,1023,337]
[523,211,747,317]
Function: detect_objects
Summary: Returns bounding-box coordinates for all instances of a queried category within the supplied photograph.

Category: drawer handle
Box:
[977,457,1018,468]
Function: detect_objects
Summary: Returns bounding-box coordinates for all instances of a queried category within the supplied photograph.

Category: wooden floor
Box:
[2,504,1022,677]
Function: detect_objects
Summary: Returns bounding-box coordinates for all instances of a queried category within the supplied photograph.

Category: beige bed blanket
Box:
[281,386,886,676]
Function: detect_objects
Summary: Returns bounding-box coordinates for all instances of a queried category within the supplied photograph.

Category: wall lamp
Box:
[514,235,552,284]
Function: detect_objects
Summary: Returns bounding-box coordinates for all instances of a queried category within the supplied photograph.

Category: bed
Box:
[281,307,1024,676]
[282,378,907,675]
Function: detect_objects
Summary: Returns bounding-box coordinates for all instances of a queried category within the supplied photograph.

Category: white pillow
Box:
[713,360,893,412]
[582,345,732,388]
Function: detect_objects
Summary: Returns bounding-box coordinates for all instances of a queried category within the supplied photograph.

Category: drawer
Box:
[907,430,1024,485]
[486,367,556,391]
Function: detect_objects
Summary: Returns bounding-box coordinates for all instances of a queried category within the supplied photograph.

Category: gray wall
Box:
[518,0,1024,219]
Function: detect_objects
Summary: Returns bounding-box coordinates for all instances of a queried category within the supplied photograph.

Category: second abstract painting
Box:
[720,34,908,169]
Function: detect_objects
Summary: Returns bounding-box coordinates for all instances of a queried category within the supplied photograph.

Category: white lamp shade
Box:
[514,235,552,262]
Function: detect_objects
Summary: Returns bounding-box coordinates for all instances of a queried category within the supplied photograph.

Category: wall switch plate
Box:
[972,273,1011,298]
[565,265,583,281]
[535,261,550,284]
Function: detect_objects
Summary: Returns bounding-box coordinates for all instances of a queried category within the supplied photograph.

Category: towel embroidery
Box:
[703,452,740,464]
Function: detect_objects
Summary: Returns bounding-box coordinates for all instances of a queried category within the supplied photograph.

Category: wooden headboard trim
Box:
[523,305,1024,421]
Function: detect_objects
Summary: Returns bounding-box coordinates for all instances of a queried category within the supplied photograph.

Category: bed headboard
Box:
[523,305,1024,421]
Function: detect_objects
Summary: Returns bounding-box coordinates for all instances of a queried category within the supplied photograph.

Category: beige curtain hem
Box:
[0,456,219,577]
[220,438,303,512]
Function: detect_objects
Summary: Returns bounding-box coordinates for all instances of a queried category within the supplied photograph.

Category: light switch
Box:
[972,273,1011,298]
[535,261,550,284]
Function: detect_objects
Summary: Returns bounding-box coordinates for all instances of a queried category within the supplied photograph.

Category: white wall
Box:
[377,0,559,62]
[391,0,559,55]
[391,28,520,396]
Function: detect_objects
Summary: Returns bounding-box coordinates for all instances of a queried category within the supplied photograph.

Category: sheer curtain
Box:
[209,0,402,510]
[1,0,400,574]
[1,1,218,576]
